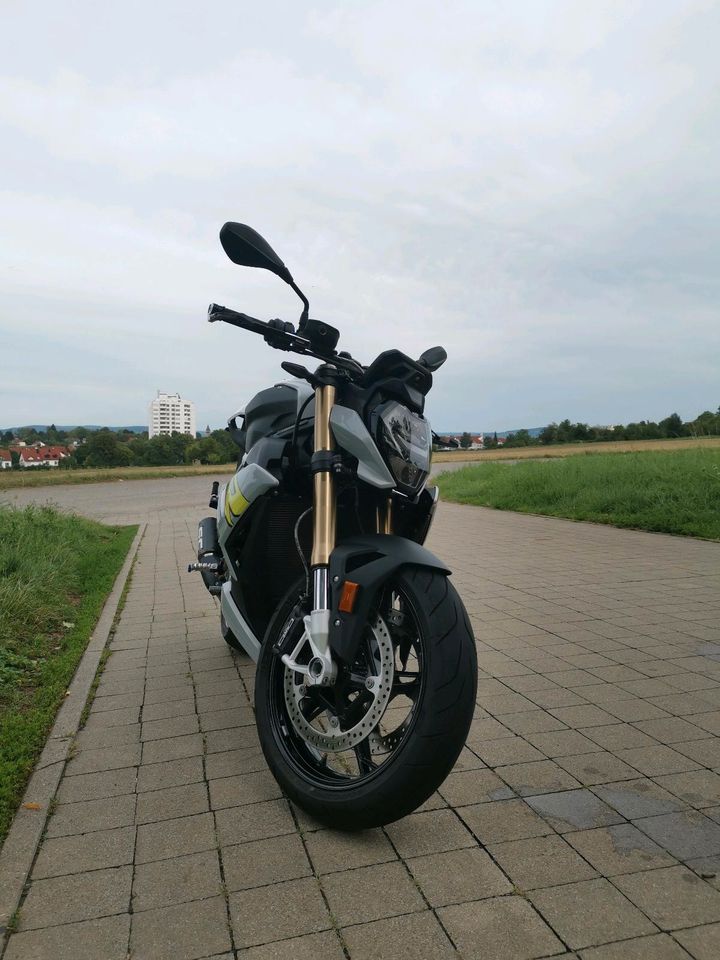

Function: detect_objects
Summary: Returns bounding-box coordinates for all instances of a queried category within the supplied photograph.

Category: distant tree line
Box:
[503,406,720,448]
[1,425,238,468]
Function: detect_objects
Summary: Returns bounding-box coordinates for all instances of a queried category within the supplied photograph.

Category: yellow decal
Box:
[224,476,250,525]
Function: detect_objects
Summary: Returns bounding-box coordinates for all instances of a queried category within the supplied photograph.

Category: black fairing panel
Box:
[328,534,451,663]
[244,384,299,451]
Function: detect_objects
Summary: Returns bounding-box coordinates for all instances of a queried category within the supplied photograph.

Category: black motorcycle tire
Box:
[254,567,477,830]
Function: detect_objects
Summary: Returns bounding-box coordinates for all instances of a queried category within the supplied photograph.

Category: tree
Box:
[459,432,471,449]
[85,431,129,467]
[504,429,533,448]
[659,412,687,438]
[540,423,558,445]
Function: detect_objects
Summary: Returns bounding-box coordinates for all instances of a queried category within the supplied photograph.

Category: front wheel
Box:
[254,567,477,830]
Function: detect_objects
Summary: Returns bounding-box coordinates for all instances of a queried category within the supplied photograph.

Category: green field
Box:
[0,462,235,491]
[0,505,137,843]
[436,448,720,540]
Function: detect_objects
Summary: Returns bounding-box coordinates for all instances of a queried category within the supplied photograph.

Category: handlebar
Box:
[207,303,364,378]
[207,304,276,337]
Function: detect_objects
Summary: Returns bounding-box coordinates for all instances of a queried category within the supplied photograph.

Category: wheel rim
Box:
[267,583,426,788]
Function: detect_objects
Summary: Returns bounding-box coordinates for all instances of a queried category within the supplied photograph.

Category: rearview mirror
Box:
[419,346,447,372]
[219,222,293,284]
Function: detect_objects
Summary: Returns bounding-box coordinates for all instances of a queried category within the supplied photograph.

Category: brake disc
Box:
[283,615,394,752]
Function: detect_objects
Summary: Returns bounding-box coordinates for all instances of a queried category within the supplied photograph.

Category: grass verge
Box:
[0,462,235,491]
[0,504,137,844]
[436,448,720,540]
[433,436,720,462]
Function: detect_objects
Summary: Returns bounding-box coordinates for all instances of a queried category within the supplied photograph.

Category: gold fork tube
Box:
[376,494,393,535]
[311,384,336,567]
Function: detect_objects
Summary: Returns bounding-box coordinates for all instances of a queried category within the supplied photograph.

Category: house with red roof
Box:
[17,446,70,468]
[0,448,12,469]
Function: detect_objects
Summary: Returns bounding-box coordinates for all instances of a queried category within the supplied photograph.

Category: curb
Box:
[0,521,146,940]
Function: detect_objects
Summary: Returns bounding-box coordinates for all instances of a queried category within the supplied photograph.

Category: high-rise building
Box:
[148,391,196,438]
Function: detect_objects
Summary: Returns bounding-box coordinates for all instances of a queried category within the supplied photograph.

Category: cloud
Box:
[1,0,718,429]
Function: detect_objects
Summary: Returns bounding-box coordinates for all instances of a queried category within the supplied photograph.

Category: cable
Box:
[294,506,313,599]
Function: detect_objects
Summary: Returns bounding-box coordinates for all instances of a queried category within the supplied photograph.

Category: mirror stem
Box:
[289,279,310,323]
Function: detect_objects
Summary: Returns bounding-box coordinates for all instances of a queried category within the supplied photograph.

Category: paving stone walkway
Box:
[3,477,720,959]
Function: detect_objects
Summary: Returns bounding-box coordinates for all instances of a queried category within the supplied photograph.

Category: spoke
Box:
[389,676,421,702]
[354,739,376,775]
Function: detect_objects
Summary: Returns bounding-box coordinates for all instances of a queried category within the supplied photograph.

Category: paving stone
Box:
[130,895,231,960]
[529,877,656,949]
[566,823,676,875]
[556,751,641,786]
[141,732,204,763]
[136,755,204,792]
[525,729,604,758]
[406,846,512,905]
[4,915,131,960]
[238,930,346,960]
[341,911,458,960]
[304,827,396,874]
[549,705,618,727]
[204,746,267,779]
[384,808,475,858]
[500,710,568,735]
[634,716,713,744]
[673,921,720,960]
[526,789,624,832]
[471,736,545,766]
[132,849,223,911]
[578,723,658,752]
[633,810,720,860]
[32,825,135,879]
[489,833,597,890]
[142,684,194,705]
[209,769,283,808]
[579,933,694,959]
[46,794,136,837]
[135,781,209,824]
[214,798,296,846]
[439,894,564,960]
[617,745,701,777]
[655,770,720,808]
[593,778,688,819]
[74,723,141,750]
[18,865,132,930]
[673,737,720,768]
[56,766,137,803]
[223,833,311,890]
[141,698,197,721]
[140,715,199,741]
[205,723,260,754]
[322,861,425,926]
[603,699,670,722]
[65,743,141,776]
[613,866,720,930]
[229,877,331,948]
[135,811,217,863]
[438,767,514,805]
[498,759,582,796]
[83,705,140,728]
[458,797,553,843]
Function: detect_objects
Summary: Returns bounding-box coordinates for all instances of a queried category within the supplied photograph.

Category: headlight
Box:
[376,401,432,496]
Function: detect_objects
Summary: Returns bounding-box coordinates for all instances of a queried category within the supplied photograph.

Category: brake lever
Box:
[281,361,319,387]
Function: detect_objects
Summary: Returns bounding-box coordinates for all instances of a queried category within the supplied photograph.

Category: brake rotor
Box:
[283,615,394,752]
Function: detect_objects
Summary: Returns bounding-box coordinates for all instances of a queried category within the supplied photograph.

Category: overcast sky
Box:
[1,0,718,432]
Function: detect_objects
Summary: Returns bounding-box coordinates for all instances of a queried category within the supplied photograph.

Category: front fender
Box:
[328,534,451,663]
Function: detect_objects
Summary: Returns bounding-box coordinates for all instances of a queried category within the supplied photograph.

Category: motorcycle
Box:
[190,222,477,829]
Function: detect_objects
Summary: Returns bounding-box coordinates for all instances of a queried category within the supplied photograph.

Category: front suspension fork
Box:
[283,380,338,685]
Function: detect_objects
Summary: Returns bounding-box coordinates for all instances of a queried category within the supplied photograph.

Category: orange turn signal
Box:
[338,580,361,614]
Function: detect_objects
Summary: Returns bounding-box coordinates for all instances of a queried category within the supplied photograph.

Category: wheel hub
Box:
[283,615,394,752]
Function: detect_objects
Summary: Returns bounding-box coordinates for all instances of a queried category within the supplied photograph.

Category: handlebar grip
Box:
[207,303,268,335]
